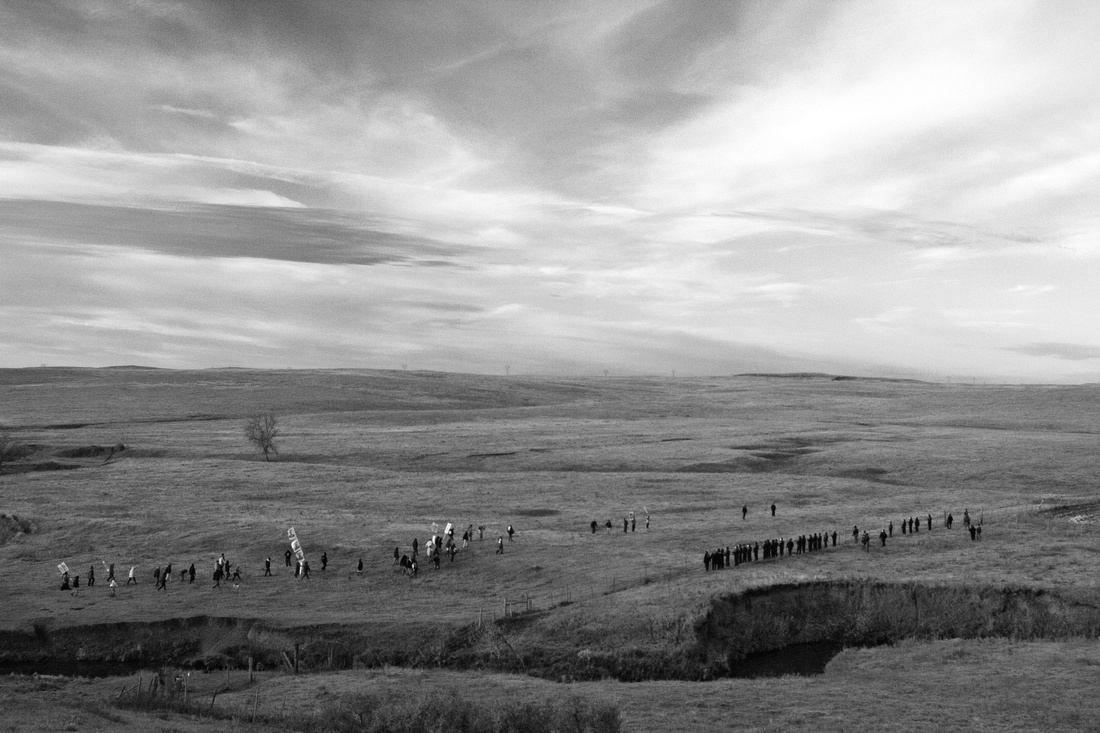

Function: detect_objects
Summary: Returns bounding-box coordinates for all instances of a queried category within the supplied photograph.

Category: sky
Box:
[2,1,1100,382]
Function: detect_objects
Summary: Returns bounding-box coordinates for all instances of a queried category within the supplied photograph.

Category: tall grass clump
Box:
[116,681,621,733]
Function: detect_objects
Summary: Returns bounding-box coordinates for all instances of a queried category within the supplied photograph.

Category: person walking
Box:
[302,561,311,579]
[285,548,293,567]
[264,557,272,576]
[88,566,95,587]
[188,563,196,584]
[742,505,748,520]
[321,552,328,572]
[771,503,776,517]
[496,536,504,554]
[508,524,516,542]
[357,558,363,575]
[127,566,137,585]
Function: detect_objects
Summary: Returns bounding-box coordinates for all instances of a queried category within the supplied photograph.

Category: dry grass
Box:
[2,368,1100,729]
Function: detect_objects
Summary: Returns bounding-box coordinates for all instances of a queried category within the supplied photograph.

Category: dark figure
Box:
[213,566,223,588]
[285,549,292,567]
[410,559,418,578]
[704,551,712,571]
[412,538,419,559]
[853,525,859,543]
[631,516,636,532]
[264,557,272,576]
[913,517,919,533]
[880,529,888,547]
[831,531,837,547]
[927,514,932,530]
[623,517,628,533]
[861,531,870,552]
[72,574,79,590]
[294,560,301,577]
[357,558,363,574]
[448,544,458,562]
[478,525,485,540]
[901,520,907,535]
[753,543,759,561]
[61,573,70,591]
[605,519,613,532]
[508,524,515,541]
[156,569,167,591]
[88,566,95,587]
[645,515,650,531]
[232,567,242,583]
[393,546,400,565]
[189,564,196,583]
[963,510,971,528]
[321,552,328,571]
[496,536,504,554]
[742,505,748,520]
[976,525,982,540]
[787,538,794,555]
[947,513,954,528]
[302,561,311,579]
[725,547,731,566]
[591,520,598,534]
[107,563,116,583]
[164,563,172,581]
[771,503,776,517]
[969,525,977,541]
[153,567,161,583]
[888,522,893,537]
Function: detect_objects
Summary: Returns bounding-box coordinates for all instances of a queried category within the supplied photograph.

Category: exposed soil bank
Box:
[0,615,453,675]
[695,580,1100,678]
[4,581,1099,681]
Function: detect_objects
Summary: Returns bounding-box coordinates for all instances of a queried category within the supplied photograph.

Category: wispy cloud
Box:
[1,1,1100,381]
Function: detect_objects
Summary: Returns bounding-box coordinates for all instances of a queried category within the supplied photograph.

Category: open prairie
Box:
[2,367,1100,731]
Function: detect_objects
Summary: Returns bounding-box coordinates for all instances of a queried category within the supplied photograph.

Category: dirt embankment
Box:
[0,615,455,675]
[5,582,1099,681]
[694,581,1100,676]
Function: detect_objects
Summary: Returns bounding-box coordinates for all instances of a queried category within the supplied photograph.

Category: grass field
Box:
[2,367,1099,731]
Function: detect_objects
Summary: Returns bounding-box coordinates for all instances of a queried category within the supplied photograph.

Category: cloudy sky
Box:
[2,1,1100,381]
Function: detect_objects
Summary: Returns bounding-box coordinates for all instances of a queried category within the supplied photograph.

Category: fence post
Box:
[249,656,254,684]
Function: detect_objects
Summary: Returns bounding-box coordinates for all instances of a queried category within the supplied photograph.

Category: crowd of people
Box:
[703,505,985,568]
[56,503,989,597]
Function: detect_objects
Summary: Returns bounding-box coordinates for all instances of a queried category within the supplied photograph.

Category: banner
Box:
[57,562,69,575]
[288,527,306,563]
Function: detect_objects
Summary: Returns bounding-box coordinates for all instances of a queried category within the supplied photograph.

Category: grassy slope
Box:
[2,368,1100,730]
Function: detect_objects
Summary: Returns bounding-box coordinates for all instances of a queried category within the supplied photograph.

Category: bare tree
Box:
[244,415,280,461]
